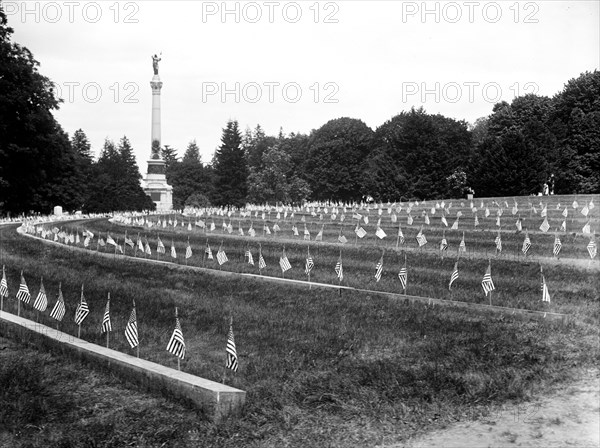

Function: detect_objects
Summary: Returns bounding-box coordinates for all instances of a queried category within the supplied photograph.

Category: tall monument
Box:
[143,53,173,211]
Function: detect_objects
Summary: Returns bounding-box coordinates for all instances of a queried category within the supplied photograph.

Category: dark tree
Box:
[212,120,248,207]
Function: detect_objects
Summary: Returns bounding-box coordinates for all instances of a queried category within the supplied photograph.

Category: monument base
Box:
[144,159,173,211]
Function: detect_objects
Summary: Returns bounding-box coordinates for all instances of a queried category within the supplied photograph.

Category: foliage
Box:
[212,120,248,207]
[166,140,213,209]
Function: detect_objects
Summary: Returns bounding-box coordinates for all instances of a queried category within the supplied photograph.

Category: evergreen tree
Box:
[167,140,213,209]
[213,120,248,207]
[161,144,179,170]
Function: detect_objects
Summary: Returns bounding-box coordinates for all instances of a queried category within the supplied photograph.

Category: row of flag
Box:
[0,267,238,372]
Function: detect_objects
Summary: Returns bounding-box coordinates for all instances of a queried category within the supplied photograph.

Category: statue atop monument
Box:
[152,53,161,75]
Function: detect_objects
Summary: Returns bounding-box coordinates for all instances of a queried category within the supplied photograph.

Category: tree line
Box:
[1,7,598,215]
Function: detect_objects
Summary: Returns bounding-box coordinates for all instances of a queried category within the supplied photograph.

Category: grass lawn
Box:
[1,194,599,447]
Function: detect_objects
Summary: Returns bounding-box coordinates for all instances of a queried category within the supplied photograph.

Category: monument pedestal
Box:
[144,159,173,211]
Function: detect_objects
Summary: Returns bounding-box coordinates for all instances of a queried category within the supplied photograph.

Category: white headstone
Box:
[53,206,63,216]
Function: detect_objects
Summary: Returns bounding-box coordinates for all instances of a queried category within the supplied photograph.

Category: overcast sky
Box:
[6,0,599,169]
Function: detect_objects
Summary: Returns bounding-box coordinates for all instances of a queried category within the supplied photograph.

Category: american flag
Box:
[33,278,48,312]
[416,228,427,247]
[74,286,89,326]
[166,309,186,359]
[16,272,31,303]
[217,245,228,265]
[98,237,106,247]
[539,218,550,233]
[315,226,324,241]
[407,214,413,225]
[397,226,405,244]
[588,237,597,259]
[515,218,522,232]
[522,231,531,255]
[560,220,566,232]
[144,239,151,255]
[101,294,112,333]
[170,241,177,259]
[459,233,466,253]
[305,248,314,275]
[157,236,165,254]
[449,262,459,290]
[125,234,134,248]
[441,215,448,227]
[451,218,459,230]
[304,225,310,240]
[562,207,568,218]
[185,243,192,259]
[355,225,367,239]
[50,282,66,321]
[338,233,348,244]
[553,234,562,257]
[125,301,138,348]
[398,262,407,290]
[137,235,144,252]
[375,227,387,239]
[439,237,448,252]
[474,214,479,227]
[581,204,589,217]
[0,265,8,298]
[245,248,254,265]
[205,243,213,260]
[424,214,430,225]
[258,249,266,269]
[582,221,591,234]
[279,249,292,272]
[106,234,116,246]
[481,262,495,296]
[495,231,502,253]
[225,321,238,372]
[374,254,383,282]
[541,273,551,303]
[335,255,343,281]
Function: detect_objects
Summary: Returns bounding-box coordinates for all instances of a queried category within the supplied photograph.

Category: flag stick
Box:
[106,330,109,348]
[78,323,81,339]
[177,357,181,371]
[136,345,140,358]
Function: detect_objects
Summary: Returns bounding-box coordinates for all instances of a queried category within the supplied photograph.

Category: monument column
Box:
[143,54,173,211]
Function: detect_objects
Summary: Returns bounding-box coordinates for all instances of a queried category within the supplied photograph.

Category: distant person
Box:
[543,183,549,196]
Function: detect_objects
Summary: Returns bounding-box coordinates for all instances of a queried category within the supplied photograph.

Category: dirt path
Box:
[395,370,599,448]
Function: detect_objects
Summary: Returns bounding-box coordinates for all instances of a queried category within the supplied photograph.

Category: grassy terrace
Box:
[1,195,599,447]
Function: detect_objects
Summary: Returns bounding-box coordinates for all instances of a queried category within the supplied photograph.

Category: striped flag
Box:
[355,225,367,239]
[407,214,413,225]
[245,248,254,266]
[588,237,597,259]
[225,320,238,372]
[541,270,551,303]
[106,233,116,246]
[50,282,66,321]
[581,204,589,217]
[582,221,591,234]
[338,233,348,244]
[248,226,256,237]
[101,293,112,333]
[315,225,324,241]
[374,253,383,282]
[279,249,292,273]
[124,301,139,348]
[562,207,568,218]
[398,259,407,290]
[98,237,106,247]
[205,242,214,260]
[170,241,177,259]
[522,231,531,255]
[124,233,134,248]
[0,265,8,298]
[33,278,48,312]
[481,262,495,296]
[84,235,91,247]
[449,262,459,290]
[74,285,89,326]
[416,227,427,247]
[474,214,479,227]
[157,236,165,254]
[424,213,430,225]
[303,224,310,240]
[495,231,502,253]
[512,203,518,215]
[539,217,550,233]
[185,242,192,259]
[16,272,31,304]
[459,232,466,253]
[553,234,562,257]
[305,248,314,275]
[375,227,387,239]
[217,245,228,265]
[137,235,144,252]
[335,255,343,281]
[441,215,448,227]
[397,226,405,244]
[451,218,459,230]
[166,309,186,360]
[144,239,151,255]
[258,247,266,269]
[439,236,448,252]
[560,220,566,232]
